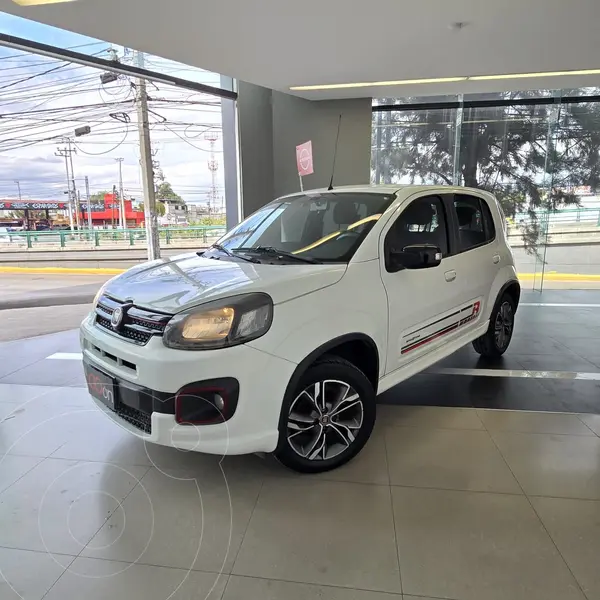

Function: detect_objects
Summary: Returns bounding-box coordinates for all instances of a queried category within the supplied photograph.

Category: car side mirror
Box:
[388,244,442,272]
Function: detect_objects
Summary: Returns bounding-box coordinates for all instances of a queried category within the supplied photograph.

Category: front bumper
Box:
[80,313,297,455]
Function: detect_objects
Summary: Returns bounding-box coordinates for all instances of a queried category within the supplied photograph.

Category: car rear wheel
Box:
[274,357,376,473]
[472,293,515,358]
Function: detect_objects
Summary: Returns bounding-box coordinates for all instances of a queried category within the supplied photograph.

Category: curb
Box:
[517,273,600,282]
[2,266,600,282]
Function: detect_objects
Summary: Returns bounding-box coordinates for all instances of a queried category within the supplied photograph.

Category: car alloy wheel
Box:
[286,379,364,461]
[494,300,514,350]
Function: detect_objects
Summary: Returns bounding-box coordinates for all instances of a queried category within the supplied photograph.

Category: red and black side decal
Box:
[401,301,481,355]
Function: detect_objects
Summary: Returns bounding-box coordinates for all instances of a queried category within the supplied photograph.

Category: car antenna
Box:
[327,114,342,191]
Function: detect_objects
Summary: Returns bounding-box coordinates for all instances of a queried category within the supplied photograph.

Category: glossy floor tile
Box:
[578,413,600,436]
[82,461,264,574]
[42,557,227,600]
[391,486,585,600]
[222,576,403,600]
[492,431,600,499]
[477,409,595,436]
[532,496,600,600]
[378,404,484,430]
[385,427,521,493]
[0,547,71,600]
[0,458,148,556]
[232,479,402,593]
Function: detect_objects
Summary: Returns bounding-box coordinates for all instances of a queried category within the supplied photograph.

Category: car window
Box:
[214,192,395,263]
[385,195,449,258]
[453,194,495,252]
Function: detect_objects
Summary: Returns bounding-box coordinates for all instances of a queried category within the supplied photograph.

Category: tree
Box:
[89,191,111,203]
[156,181,184,204]
[372,91,600,255]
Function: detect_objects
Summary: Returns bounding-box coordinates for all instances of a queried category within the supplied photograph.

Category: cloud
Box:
[0,14,227,207]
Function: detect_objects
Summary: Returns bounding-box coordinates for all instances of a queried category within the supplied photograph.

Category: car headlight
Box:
[92,276,117,308]
[92,283,108,308]
[163,293,274,350]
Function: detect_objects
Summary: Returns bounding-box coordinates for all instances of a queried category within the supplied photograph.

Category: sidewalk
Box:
[0,274,110,310]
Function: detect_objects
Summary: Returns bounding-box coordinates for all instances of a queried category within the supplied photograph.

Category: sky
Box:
[0,12,227,209]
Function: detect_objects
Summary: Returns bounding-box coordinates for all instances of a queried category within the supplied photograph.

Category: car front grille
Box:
[116,403,152,434]
[95,295,172,346]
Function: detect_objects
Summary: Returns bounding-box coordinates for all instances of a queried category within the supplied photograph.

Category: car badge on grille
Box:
[111,307,125,329]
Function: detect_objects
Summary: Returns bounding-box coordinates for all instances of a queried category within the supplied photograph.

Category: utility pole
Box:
[85,176,93,235]
[77,190,82,231]
[112,184,117,229]
[65,138,80,229]
[115,157,126,229]
[14,180,22,201]
[135,51,160,260]
[55,146,75,231]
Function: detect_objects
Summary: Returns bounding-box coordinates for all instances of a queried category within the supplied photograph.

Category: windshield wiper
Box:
[204,244,260,263]
[234,246,322,264]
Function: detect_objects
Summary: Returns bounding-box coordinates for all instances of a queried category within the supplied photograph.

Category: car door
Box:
[445,192,500,331]
[381,193,468,373]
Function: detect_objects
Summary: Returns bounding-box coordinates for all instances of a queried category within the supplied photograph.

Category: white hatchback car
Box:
[81,185,519,472]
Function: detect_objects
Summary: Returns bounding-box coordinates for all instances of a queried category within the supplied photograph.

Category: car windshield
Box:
[213,192,395,263]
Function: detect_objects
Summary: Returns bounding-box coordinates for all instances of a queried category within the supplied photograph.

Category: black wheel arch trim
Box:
[277,333,380,435]
[497,279,521,312]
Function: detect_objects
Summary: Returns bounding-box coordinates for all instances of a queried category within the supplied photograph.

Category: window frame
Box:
[446,193,497,255]
[383,193,451,273]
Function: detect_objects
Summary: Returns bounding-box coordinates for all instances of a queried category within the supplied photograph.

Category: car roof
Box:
[278,184,493,200]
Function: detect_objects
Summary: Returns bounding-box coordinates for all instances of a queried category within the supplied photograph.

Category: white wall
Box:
[232,82,372,221]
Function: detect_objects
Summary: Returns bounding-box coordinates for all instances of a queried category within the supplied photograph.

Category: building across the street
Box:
[0,193,145,229]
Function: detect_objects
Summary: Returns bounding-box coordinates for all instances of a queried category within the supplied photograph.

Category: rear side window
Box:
[453,194,495,253]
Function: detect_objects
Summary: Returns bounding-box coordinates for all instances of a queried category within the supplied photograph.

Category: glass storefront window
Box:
[372,88,600,290]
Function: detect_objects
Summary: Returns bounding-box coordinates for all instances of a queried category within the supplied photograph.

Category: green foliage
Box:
[190,216,226,226]
[156,181,184,203]
[89,191,111,202]
[372,91,600,255]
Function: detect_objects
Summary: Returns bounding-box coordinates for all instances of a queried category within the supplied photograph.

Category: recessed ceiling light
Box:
[12,0,78,5]
[290,68,600,91]
[290,77,468,91]
[470,69,600,80]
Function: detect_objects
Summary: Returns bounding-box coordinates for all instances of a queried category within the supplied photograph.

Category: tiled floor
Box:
[2,388,600,600]
[2,290,600,599]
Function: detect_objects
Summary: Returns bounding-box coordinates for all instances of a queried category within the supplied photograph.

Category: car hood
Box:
[104,252,347,313]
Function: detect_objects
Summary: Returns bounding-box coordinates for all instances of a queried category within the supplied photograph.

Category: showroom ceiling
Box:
[1,0,600,100]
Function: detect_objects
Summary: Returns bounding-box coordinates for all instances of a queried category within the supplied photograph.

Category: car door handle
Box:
[493,254,501,264]
[444,270,457,282]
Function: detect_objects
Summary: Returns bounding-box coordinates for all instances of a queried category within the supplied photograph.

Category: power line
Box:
[0,62,72,92]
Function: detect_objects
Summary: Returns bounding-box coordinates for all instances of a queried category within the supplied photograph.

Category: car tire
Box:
[472,293,516,358]
[274,357,376,474]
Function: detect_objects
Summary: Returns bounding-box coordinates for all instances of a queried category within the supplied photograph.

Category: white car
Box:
[80,185,519,473]
[0,227,24,242]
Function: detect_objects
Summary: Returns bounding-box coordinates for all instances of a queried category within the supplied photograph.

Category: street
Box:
[513,244,600,275]
[1,243,600,275]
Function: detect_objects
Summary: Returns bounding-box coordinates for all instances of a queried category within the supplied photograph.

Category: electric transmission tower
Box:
[205,131,220,214]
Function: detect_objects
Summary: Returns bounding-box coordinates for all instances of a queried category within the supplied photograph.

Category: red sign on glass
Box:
[296,141,314,176]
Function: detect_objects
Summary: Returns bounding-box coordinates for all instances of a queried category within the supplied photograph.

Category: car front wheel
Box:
[274,357,376,473]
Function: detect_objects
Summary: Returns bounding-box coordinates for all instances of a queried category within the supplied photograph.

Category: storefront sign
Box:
[0,201,106,211]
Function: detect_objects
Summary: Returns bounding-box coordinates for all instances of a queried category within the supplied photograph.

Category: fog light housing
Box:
[175,378,239,425]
